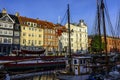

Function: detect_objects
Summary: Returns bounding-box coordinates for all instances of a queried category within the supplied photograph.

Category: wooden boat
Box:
[12,49,45,55]
[0,56,66,75]
[4,60,66,75]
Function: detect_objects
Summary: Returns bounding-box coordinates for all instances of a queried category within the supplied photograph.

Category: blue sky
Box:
[0,0,120,34]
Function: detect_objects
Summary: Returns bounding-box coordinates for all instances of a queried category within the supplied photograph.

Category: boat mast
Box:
[100,0,109,73]
[67,4,72,72]
[97,0,102,53]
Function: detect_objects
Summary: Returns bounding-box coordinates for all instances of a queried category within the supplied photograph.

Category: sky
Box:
[0,0,120,34]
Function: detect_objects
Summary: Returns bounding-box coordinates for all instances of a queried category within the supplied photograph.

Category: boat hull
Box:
[4,61,66,75]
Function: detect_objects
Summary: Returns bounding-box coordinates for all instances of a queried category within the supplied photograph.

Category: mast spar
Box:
[67,4,72,72]
[100,0,109,74]
[97,0,102,53]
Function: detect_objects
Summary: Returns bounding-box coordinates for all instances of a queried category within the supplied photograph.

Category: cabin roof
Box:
[73,56,91,59]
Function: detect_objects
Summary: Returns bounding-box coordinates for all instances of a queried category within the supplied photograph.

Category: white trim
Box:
[0,14,15,23]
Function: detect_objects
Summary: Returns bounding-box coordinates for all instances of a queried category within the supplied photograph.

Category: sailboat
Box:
[57,0,120,80]
[56,4,92,80]
[87,0,120,79]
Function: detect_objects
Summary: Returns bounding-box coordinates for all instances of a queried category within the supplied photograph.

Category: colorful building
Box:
[18,16,64,55]
[60,20,88,53]
[88,36,120,53]
[18,16,44,50]
[0,9,20,54]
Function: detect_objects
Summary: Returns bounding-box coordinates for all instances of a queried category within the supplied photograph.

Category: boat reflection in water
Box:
[12,74,58,80]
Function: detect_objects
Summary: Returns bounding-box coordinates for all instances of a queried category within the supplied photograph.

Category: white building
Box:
[60,20,88,53]
[0,8,20,54]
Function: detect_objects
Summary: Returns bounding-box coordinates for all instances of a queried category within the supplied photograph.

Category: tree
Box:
[90,35,105,53]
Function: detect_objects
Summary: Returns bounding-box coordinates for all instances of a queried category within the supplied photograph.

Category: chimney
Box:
[79,20,84,25]
[2,8,7,14]
[15,12,19,16]
[36,18,39,20]
[79,20,84,23]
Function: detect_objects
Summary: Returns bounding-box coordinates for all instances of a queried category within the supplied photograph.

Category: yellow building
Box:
[18,16,44,49]
[18,16,66,56]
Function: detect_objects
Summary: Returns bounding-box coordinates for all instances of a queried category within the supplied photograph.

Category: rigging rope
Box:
[60,10,67,25]
[103,0,115,37]
[115,10,120,38]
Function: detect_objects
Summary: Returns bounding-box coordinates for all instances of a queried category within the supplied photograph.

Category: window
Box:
[39,34,41,37]
[23,27,25,30]
[39,41,41,44]
[79,29,81,32]
[35,40,37,44]
[9,31,13,35]
[29,34,31,37]
[29,27,31,30]
[83,60,85,64]
[80,34,81,37]
[8,39,11,43]
[32,40,34,45]
[80,60,82,64]
[15,26,19,30]
[32,28,34,31]
[28,40,30,44]
[0,23,3,27]
[4,38,7,43]
[27,22,30,26]
[0,38,2,43]
[14,39,19,44]
[5,17,9,21]
[23,39,26,44]
[9,24,13,28]
[31,23,33,27]
[4,24,7,27]
[14,32,19,36]
[74,60,77,64]
[71,38,73,41]
[4,31,7,34]
[0,30,2,34]
[71,44,73,47]
[23,33,26,36]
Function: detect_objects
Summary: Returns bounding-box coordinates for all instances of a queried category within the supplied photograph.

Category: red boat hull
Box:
[12,49,45,54]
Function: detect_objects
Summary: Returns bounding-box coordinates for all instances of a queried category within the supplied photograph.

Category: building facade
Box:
[88,36,120,53]
[18,16,44,50]
[18,16,61,55]
[43,24,58,53]
[0,9,20,54]
[60,20,88,53]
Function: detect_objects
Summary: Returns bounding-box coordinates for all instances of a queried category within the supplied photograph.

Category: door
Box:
[75,66,78,75]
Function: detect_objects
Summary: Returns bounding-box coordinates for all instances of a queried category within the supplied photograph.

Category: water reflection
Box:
[13,74,58,80]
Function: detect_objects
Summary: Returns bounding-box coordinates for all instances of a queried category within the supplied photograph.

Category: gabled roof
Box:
[0,13,20,24]
[18,16,56,29]
[0,14,15,23]
[55,24,67,32]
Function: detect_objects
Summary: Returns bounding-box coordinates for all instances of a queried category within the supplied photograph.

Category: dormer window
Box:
[31,23,33,27]
[34,24,36,27]
[27,22,30,26]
